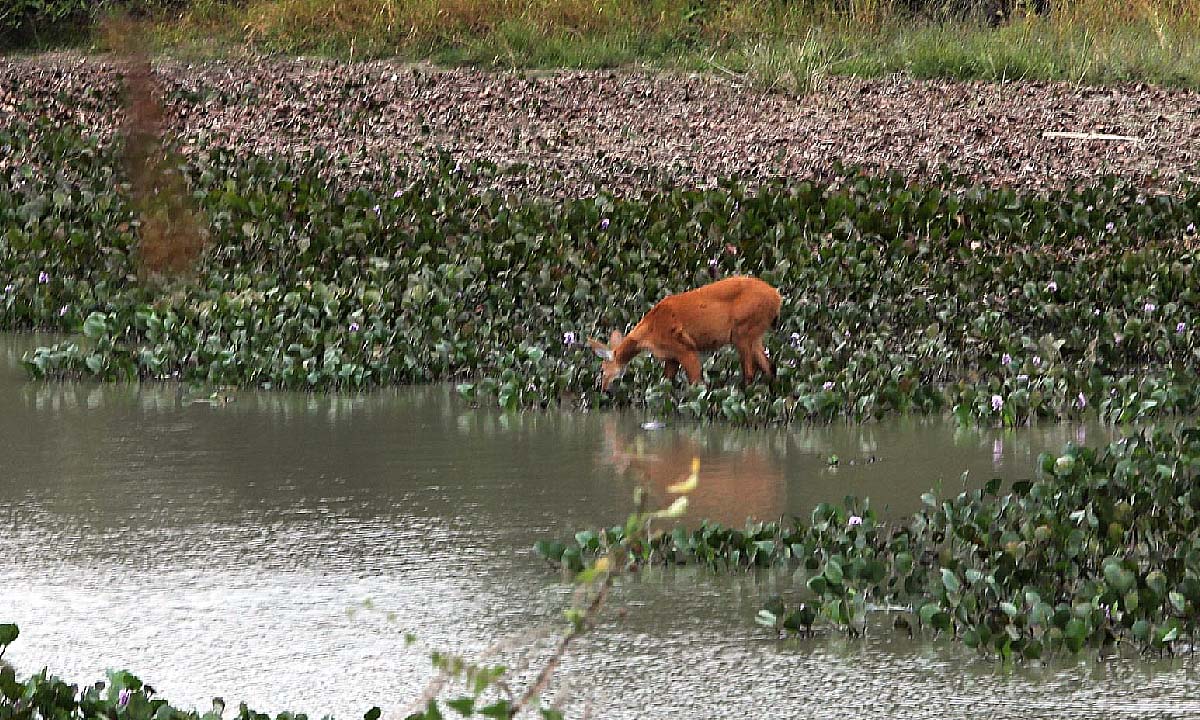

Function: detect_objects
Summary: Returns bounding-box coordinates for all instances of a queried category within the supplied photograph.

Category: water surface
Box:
[2,334,1197,719]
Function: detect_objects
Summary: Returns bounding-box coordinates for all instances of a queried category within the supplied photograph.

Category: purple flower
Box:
[58,305,68,317]
[1187,223,1196,235]
[1105,222,1116,233]
[118,689,131,707]
[1001,353,1012,366]
[599,218,610,231]
[991,394,1004,411]
[790,332,802,348]
[708,257,718,268]
[563,331,576,345]
[392,189,403,198]
[372,205,381,215]
[1178,322,1187,334]
[822,381,835,391]
[1016,374,1029,382]
[37,271,49,284]
[1076,392,1087,409]
[349,322,360,332]
[2,284,12,293]
[1144,302,1156,313]
[848,515,863,526]
[1046,281,1058,292]
[1032,356,1042,367]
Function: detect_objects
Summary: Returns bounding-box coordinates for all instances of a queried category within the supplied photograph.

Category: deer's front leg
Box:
[664,359,680,381]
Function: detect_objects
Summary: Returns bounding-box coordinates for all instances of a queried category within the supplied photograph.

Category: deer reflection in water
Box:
[599,418,786,527]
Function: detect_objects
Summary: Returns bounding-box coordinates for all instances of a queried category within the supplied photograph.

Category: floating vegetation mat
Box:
[2,119,1200,425]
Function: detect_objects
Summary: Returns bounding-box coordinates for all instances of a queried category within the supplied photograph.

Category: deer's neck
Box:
[613,335,642,366]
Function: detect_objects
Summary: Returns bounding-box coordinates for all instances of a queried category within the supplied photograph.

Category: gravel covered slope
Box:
[3,52,1199,194]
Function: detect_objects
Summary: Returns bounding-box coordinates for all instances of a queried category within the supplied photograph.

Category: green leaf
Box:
[1064,618,1086,641]
[1146,570,1168,596]
[918,603,939,626]
[415,699,444,720]
[83,312,108,339]
[0,666,18,702]
[1103,559,1136,594]
[478,701,513,719]
[1132,619,1151,640]
[445,698,474,716]
[824,558,844,585]
[0,623,17,646]
[940,568,961,594]
[533,541,565,562]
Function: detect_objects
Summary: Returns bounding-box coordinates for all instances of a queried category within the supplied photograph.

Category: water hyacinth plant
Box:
[3,118,1200,425]
[538,424,1200,659]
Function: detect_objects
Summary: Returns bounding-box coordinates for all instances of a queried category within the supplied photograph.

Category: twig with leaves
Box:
[397,464,697,719]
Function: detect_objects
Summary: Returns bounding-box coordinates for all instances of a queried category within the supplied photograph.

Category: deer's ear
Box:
[587,337,614,361]
[609,330,625,347]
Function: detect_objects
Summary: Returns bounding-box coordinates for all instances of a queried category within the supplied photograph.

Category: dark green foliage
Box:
[0,625,532,720]
[3,119,1200,425]
[0,624,325,720]
[0,1,186,48]
[1,0,92,47]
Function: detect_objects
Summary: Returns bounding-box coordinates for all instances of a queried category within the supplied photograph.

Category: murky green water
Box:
[2,333,1198,719]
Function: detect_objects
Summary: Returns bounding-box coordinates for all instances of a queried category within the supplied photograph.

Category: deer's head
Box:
[587,330,626,390]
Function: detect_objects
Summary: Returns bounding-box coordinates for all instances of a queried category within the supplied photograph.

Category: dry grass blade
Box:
[1043,130,1143,142]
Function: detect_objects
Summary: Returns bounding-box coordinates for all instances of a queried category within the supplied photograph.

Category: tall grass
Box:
[143,0,1200,89]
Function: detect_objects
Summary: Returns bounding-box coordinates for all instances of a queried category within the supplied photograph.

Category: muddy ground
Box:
[2,53,1198,195]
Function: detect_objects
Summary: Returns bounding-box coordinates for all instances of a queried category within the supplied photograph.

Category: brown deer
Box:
[587,276,782,389]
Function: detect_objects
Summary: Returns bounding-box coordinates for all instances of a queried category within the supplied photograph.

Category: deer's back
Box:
[641,276,780,351]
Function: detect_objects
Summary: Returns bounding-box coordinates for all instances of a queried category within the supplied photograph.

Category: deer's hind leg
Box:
[664,359,680,381]
[679,352,703,384]
[752,338,774,380]
[734,338,759,385]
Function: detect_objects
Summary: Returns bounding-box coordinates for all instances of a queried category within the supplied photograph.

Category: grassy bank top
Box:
[3,53,1199,197]
[5,0,1200,90]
